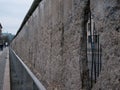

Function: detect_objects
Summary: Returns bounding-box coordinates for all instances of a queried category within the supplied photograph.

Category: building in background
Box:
[0,23,2,37]
[0,23,3,50]
[0,23,14,50]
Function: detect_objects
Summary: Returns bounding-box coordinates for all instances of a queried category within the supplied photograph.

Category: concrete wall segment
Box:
[11,0,120,90]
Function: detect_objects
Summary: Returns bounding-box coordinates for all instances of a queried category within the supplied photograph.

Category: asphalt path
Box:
[0,48,8,90]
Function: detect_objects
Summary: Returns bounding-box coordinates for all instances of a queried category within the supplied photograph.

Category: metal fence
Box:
[9,48,46,90]
[87,43,102,88]
[87,22,102,89]
[86,11,102,89]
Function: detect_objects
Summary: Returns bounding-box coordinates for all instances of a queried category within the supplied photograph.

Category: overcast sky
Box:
[0,0,34,35]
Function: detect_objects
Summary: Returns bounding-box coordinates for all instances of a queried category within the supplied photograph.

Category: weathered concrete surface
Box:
[11,0,89,90]
[11,0,120,90]
[91,0,120,90]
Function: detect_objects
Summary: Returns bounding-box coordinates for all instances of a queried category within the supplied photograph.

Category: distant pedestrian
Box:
[5,42,8,47]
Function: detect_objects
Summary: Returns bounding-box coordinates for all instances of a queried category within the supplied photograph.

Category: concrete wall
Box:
[91,0,120,90]
[11,0,120,90]
[11,0,89,90]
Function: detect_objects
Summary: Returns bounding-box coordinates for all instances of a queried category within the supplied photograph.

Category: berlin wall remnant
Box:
[11,0,120,90]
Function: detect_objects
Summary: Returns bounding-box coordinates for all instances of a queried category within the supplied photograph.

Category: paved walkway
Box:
[0,48,9,90]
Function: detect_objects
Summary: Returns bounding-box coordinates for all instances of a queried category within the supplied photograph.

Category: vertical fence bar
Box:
[100,45,102,72]
[97,34,100,76]
[93,31,97,83]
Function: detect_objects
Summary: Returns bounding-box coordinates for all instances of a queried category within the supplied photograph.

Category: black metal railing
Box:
[87,43,102,88]
[87,26,102,89]
[86,10,102,89]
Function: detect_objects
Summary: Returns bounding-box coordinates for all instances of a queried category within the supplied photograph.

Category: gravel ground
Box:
[0,48,8,90]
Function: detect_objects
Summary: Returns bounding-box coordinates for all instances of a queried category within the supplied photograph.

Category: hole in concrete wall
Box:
[86,13,103,90]
[81,0,103,89]
[80,0,91,89]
